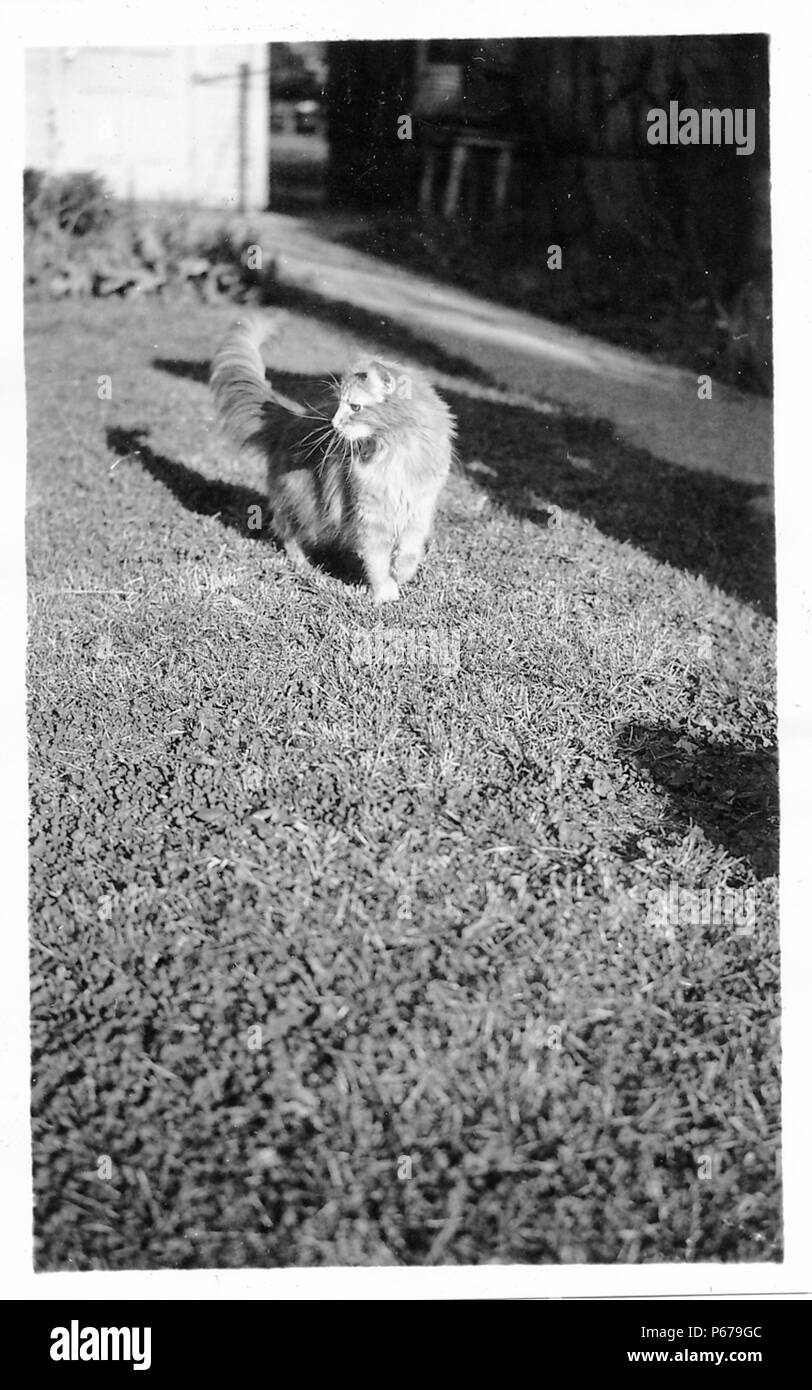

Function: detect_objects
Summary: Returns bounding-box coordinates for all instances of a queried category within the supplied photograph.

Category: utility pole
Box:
[237,62,249,211]
[267,43,272,210]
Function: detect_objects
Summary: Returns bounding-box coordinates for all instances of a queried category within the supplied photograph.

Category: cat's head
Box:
[330,361,399,442]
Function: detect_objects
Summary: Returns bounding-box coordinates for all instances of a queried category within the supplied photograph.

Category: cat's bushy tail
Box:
[210,311,305,452]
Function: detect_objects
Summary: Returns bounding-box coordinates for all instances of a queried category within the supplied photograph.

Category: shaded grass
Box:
[27,296,779,1268]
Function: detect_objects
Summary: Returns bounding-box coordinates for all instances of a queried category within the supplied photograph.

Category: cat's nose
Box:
[331,410,343,430]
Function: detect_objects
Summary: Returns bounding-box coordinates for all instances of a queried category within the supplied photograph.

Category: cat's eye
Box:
[349,402,362,413]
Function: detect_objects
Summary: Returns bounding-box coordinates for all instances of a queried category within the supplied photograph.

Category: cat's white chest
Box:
[356,450,419,533]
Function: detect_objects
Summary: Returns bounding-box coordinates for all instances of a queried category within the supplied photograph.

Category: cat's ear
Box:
[369,362,396,396]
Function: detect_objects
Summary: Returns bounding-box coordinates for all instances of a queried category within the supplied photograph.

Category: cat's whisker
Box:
[314,431,339,474]
[336,438,352,474]
[298,419,332,440]
[298,425,334,458]
[298,429,332,454]
[301,444,332,467]
[298,442,328,463]
[296,428,325,450]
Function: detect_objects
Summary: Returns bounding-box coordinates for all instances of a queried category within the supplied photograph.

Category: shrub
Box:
[24,169,114,237]
[23,177,277,306]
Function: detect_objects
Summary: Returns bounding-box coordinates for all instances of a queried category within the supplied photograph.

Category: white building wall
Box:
[25,45,269,209]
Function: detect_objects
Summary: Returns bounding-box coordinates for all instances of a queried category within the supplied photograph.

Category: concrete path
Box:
[260,212,773,497]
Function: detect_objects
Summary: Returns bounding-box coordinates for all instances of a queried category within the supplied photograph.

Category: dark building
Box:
[324,36,770,295]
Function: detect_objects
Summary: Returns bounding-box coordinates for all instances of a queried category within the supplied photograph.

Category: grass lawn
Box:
[26,291,779,1269]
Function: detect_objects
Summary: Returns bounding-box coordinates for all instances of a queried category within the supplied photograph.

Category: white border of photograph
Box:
[1,0,808,1301]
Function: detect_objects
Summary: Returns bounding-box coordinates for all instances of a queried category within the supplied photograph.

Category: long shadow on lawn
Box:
[443,389,775,619]
[618,723,778,879]
[106,423,365,586]
[152,326,775,618]
[107,424,268,535]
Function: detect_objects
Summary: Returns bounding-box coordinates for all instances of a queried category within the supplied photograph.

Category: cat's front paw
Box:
[371,577,400,605]
[394,555,420,585]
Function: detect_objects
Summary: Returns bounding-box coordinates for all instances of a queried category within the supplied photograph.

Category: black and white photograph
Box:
[9,0,805,1304]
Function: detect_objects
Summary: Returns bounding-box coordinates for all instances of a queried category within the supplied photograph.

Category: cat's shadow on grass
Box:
[149,330,775,618]
[105,424,365,587]
[617,723,778,879]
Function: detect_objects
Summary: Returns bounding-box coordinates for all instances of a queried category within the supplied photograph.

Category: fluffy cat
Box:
[210,313,456,603]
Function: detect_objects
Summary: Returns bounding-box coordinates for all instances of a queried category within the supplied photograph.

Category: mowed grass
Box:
[26,294,779,1269]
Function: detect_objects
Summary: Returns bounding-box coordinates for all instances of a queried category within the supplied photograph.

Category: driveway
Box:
[261,211,773,498]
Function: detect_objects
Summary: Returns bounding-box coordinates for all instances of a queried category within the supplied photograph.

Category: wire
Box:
[191,69,269,85]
